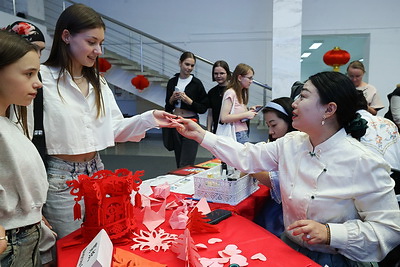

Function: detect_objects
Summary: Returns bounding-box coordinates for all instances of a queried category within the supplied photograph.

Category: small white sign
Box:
[76,229,113,267]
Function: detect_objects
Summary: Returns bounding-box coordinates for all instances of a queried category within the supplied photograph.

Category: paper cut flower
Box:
[131,229,177,252]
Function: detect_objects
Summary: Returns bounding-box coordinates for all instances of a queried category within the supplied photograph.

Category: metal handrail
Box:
[0,0,272,95]
[62,0,272,92]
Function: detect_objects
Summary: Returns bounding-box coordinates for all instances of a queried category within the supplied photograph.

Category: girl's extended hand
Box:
[287,219,329,245]
[175,117,206,143]
[152,110,182,128]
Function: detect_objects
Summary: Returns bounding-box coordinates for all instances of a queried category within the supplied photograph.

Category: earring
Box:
[321,115,326,126]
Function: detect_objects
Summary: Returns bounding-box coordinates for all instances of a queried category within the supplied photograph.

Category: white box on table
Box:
[193,165,259,205]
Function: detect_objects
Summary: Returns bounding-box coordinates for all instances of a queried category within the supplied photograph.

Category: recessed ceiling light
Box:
[301,52,312,58]
[309,42,323,50]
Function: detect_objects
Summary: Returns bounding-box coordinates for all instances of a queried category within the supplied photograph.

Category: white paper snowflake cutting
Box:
[131,228,178,252]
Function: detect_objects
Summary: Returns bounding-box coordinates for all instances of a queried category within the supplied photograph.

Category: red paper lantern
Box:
[131,75,150,90]
[98,57,112,73]
[323,47,350,72]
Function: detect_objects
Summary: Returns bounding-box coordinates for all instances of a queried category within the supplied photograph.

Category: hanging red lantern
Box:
[131,75,149,90]
[98,58,112,73]
[323,47,350,72]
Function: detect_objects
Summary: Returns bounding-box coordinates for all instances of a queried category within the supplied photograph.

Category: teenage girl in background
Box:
[218,63,257,144]
[165,51,209,167]
[207,60,231,133]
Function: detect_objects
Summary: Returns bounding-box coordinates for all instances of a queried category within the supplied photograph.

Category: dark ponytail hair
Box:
[309,71,368,139]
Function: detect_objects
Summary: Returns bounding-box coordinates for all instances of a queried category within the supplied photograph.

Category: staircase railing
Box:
[1,0,272,107]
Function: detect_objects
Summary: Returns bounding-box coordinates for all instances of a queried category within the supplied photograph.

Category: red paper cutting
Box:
[67,169,144,242]
[187,207,219,234]
[171,228,202,267]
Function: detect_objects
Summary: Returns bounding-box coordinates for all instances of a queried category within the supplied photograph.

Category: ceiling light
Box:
[301,52,312,58]
[359,58,364,62]
[309,42,323,50]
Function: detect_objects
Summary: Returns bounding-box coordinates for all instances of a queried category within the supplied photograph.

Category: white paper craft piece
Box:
[195,243,208,249]
[76,229,113,267]
[194,197,211,215]
[230,254,248,266]
[250,253,267,261]
[208,238,222,244]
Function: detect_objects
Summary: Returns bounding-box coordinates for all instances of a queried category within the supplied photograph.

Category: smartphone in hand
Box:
[241,104,265,122]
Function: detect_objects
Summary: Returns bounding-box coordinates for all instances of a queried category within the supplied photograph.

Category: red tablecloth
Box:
[57,213,319,267]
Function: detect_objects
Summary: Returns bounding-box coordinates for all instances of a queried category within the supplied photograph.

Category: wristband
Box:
[325,224,331,245]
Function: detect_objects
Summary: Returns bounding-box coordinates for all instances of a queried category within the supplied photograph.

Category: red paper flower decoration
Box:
[12,22,34,35]
[131,75,150,90]
[98,57,112,73]
[323,47,350,72]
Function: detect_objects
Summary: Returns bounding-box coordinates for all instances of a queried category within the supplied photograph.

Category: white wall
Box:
[75,0,273,98]
[75,0,400,115]
[302,0,400,115]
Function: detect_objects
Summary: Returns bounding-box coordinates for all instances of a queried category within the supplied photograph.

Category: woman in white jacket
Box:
[174,71,400,266]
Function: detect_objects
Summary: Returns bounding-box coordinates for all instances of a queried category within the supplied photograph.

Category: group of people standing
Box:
[165,55,261,167]
[1,2,399,267]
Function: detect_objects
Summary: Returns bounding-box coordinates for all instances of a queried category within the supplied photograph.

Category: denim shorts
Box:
[42,153,104,239]
[0,223,41,267]
[235,130,249,144]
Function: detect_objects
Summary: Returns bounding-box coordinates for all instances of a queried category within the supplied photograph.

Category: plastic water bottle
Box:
[175,86,181,108]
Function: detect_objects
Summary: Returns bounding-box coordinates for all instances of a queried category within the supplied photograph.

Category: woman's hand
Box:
[175,117,206,143]
[169,91,181,105]
[244,110,257,120]
[152,110,183,128]
[179,92,193,105]
[287,220,329,245]
[0,225,7,254]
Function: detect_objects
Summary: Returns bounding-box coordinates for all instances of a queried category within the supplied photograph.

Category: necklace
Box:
[73,74,84,79]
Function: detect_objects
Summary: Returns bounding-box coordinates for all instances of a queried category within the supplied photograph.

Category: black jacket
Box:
[384,86,400,122]
[165,73,209,114]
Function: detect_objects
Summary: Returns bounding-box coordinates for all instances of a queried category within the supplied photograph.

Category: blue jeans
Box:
[0,223,41,267]
[236,130,249,144]
[42,154,104,239]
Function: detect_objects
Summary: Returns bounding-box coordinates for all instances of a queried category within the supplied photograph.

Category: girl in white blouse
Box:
[40,4,177,239]
[174,71,400,266]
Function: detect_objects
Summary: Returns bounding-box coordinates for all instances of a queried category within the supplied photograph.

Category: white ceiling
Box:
[300,34,370,82]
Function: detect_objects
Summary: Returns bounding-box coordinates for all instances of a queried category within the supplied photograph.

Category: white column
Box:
[272,0,302,98]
